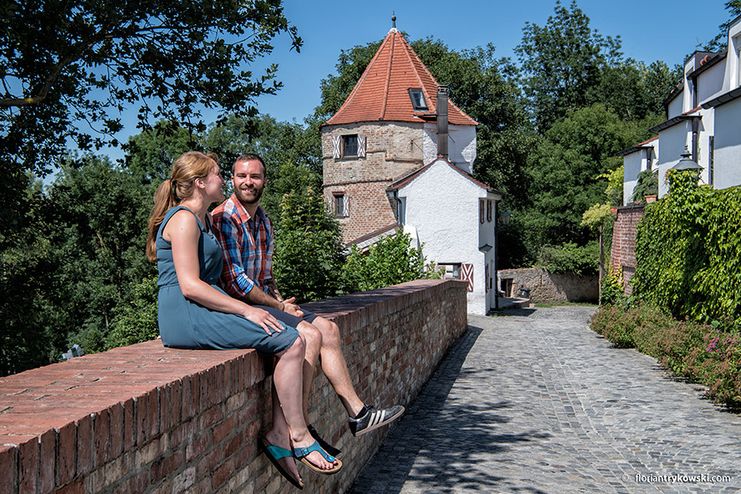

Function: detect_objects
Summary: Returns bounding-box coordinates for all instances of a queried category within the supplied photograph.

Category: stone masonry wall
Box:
[498,268,598,303]
[322,122,426,244]
[610,204,645,294]
[0,279,467,494]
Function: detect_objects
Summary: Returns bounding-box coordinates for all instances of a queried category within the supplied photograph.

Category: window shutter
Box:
[332,136,341,159]
[357,135,366,158]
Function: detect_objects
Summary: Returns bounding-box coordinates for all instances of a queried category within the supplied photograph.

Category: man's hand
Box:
[281,296,304,318]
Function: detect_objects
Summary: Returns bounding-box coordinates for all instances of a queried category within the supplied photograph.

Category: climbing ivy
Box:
[633,170,741,330]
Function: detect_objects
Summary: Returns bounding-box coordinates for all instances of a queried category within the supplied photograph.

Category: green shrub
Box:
[590,304,740,407]
[537,241,599,276]
[341,231,441,292]
[633,170,741,331]
[600,266,625,306]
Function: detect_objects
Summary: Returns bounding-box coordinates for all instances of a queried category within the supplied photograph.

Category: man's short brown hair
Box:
[232,154,266,177]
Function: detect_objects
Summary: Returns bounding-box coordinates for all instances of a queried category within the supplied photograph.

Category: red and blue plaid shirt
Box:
[211,194,274,300]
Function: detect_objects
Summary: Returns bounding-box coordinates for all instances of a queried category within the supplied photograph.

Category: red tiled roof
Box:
[638,135,659,146]
[325,29,477,127]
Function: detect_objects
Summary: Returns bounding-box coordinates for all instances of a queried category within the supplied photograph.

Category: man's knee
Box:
[297,321,322,350]
[314,316,340,347]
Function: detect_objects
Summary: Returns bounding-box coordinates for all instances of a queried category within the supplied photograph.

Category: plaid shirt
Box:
[211,194,274,300]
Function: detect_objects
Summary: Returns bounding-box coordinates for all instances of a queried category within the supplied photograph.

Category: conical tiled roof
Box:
[325,29,477,126]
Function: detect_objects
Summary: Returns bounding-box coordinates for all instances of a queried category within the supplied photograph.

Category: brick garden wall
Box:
[610,204,645,294]
[0,279,467,494]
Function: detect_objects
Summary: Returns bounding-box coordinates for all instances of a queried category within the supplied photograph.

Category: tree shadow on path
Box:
[350,324,551,493]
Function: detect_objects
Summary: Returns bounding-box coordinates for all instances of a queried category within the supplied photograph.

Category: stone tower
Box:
[321,25,478,245]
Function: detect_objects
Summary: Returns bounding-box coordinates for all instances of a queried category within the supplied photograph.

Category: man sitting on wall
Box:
[212,154,405,452]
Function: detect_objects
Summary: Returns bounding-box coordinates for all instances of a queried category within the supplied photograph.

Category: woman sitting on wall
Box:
[145,151,341,488]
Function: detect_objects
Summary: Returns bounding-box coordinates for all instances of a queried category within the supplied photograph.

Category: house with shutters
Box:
[320,20,501,314]
[621,14,741,203]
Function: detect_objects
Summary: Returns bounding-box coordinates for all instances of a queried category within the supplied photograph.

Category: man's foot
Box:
[348,404,405,436]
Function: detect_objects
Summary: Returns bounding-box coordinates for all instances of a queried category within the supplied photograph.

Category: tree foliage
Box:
[520,104,655,256]
[516,0,622,131]
[273,187,345,303]
[0,0,301,175]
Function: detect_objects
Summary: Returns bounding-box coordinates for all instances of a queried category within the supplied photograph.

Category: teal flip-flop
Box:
[293,440,343,475]
[260,437,304,489]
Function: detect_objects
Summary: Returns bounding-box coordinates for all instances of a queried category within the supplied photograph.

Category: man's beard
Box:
[237,186,263,205]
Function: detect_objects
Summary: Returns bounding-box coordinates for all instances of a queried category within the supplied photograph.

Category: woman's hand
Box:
[243,306,284,335]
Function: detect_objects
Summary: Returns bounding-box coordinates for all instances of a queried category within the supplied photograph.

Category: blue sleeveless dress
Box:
[156,206,299,352]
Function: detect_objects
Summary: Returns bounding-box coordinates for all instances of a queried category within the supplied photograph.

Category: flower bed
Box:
[591,304,740,408]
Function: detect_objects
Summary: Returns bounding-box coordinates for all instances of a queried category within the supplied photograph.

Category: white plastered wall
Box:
[396,159,498,314]
[422,124,476,173]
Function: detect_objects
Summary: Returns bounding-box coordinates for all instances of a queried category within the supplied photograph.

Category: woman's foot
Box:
[264,430,303,486]
[291,430,341,472]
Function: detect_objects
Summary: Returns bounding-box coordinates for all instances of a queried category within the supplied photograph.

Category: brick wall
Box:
[0,279,467,494]
[322,122,425,244]
[610,204,645,294]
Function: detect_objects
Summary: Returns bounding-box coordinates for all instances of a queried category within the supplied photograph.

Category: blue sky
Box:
[248,0,730,123]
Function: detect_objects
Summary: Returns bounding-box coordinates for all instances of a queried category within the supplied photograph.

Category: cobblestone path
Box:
[350,307,740,493]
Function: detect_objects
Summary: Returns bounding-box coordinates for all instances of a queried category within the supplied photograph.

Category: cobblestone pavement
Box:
[350,307,740,494]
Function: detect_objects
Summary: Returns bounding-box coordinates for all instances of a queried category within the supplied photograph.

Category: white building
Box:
[387,158,500,314]
[622,15,741,202]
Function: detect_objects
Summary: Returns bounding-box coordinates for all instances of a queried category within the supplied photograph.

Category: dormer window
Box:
[409,88,428,110]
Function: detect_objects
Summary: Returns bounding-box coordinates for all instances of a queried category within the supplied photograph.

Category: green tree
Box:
[0,0,301,176]
[46,156,155,353]
[0,179,64,375]
[516,0,622,131]
[342,231,440,292]
[521,104,654,256]
[273,187,345,302]
[589,60,681,121]
[124,122,197,184]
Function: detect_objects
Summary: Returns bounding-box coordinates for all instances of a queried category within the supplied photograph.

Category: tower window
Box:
[409,88,428,110]
[333,192,348,217]
[342,135,358,157]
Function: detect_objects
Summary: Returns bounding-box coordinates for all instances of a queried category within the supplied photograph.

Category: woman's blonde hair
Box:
[145,151,217,262]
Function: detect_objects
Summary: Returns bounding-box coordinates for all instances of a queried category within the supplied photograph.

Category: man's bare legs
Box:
[265,335,337,471]
[313,317,366,416]
[296,316,405,440]
[298,317,365,417]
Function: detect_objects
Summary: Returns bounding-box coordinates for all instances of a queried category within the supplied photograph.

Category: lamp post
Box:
[672,146,703,172]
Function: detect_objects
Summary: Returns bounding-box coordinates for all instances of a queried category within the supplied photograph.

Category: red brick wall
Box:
[0,279,467,494]
[325,181,398,244]
[610,204,645,294]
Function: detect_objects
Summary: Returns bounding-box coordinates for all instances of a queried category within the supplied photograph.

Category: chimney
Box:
[436,86,448,159]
